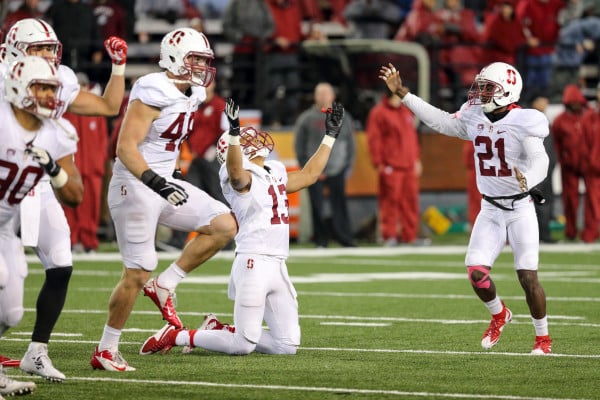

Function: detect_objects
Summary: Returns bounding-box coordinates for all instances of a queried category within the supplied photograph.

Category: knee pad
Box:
[467,265,491,289]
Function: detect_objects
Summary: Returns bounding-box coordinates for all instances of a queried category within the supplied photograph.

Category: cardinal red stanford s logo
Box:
[246,259,254,269]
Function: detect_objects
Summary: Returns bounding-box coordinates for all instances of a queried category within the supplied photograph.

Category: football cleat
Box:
[481,303,512,350]
[182,314,234,353]
[140,323,181,355]
[90,347,136,372]
[0,354,20,368]
[199,313,235,333]
[531,335,552,355]
[20,343,66,382]
[143,278,183,328]
[0,366,36,396]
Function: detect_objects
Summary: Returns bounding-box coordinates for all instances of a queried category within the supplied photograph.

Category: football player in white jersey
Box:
[138,99,344,357]
[90,28,237,372]
[0,55,84,397]
[0,18,127,381]
[379,62,552,355]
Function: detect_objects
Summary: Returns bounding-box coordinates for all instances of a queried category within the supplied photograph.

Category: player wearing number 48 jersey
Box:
[139,98,344,356]
[91,28,237,372]
[380,61,552,355]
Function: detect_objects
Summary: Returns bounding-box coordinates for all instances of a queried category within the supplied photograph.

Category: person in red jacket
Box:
[579,85,600,243]
[552,84,588,241]
[481,0,526,66]
[394,0,441,44]
[62,73,109,253]
[366,92,421,245]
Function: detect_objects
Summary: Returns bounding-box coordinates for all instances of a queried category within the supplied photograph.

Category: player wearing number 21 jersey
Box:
[380,61,552,355]
[139,99,345,356]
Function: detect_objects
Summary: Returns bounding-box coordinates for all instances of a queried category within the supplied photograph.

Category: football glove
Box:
[141,169,189,206]
[25,145,61,177]
[172,168,184,180]
[325,102,344,138]
[225,98,240,136]
[104,36,128,65]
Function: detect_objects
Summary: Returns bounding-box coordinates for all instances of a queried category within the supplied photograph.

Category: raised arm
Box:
[66,37,128,116]
[286,102,343,193]
[224,98,252,192]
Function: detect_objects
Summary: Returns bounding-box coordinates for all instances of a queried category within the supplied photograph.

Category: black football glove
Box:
[141,169,189,206]
[225,97,240,136]
[172,168,184,180]
[325,102,344,139]
[25,145,62,177]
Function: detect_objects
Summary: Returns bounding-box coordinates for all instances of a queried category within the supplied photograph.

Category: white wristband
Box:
[229,135,240,145]
[322,135,336,148]
[50,168,68,189]
[111,63,126,76]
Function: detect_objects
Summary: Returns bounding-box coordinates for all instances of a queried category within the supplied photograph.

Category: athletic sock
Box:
[484,296,503,316]
[157,262,187,289]
[99,325,122,352]
[532,316,549,336]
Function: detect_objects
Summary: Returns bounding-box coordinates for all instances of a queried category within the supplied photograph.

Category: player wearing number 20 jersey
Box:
[380,61,552,355]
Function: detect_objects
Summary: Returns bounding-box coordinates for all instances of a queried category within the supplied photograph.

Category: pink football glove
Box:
[104,36,127,65]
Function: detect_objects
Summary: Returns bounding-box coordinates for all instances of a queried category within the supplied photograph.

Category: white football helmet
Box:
[468,62,522,113]
[3,18,62,67]
[216,127,275,165]
[4,56,63,119]
[158,28,216,87]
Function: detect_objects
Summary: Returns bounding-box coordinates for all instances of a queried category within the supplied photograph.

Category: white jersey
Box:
[402,94,549,197]
[220,159,290,257]
[0,101,76,226]
[112,72,206,178]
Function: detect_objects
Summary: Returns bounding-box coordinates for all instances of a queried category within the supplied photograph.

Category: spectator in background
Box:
[366,92,421,246]
[300,0,350,25]
[394,0,441,45]
[552,84,588,241]
[517,0,565,101]
[2,0,44,32]
[553,13,600,100]
[62,73,110,253]
[45,0,104,80]
[462,141,480,230]
[531,96,557,243]
[222,0,275,108]
[263,0,326,127]
[435,0,481,106]
[189,0,230,18]
[481,0,526,66]
[343,0,404,39]
[93,0,128,40]
[579,83,600,242]
[294,82,356,248]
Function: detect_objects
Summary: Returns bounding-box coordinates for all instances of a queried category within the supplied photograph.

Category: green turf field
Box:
[3,245,599,399]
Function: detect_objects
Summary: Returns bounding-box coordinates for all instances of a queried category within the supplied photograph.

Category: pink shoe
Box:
[481,303,512,350]
[143,278,183,328]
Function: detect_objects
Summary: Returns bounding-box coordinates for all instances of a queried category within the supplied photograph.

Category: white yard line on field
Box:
[6,375,593,400]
